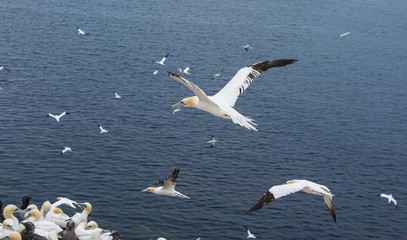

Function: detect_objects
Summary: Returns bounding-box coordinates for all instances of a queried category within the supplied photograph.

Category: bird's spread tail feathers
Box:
[229,110,258,131]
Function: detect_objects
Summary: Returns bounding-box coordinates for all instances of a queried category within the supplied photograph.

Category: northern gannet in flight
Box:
[211,70,223,80]
[60,147,72,155]
[339,32,351,37]
[178,67,193,75]
[0,66,11,72]
[153,53,169,66]
[46,112,70,122]
[114,92,122,99]
[242,45,252,51]
[380,193,397,206]
[142,168,190,199]
[98,125,109,134]
[247,179,336,222]
[153,70,159,76]
[168,59,297,131]
[77,27,86,35]
[245,226,256,239]
[207,136,218,148]
[51,197,78,209]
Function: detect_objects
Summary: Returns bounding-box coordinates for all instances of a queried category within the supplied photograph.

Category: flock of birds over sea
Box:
[0,26,399,240]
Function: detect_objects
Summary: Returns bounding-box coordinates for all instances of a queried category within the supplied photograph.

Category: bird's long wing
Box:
[324,195,336,222]
[162,168,180,191]
[247,181,304,213]
[168,72,218,105]
[212,59,297,107]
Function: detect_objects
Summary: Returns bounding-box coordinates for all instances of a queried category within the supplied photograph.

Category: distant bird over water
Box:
[247,179,336,222]
[60,147,72,155]
[114,92,122,99]
[245,227,256,239]
[77,27,86,35]
[168,59,297,131]
[207,136,218,147]
[242,45,252,51]
[178,67,193,75]
[171,107,181,115]
[98,125,109,134]
[153,70,159,76]
[339,32,351,37]
[153,53,169,66]
[46,112,70,122]
[380,193,397,206]
[142,168,190,199]
[0,66,11,72]
[211,70,223,80]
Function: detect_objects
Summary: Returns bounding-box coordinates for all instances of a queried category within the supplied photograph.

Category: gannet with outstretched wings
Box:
[168,59,297,131]
[141,168,190,199]
[247,179,336,222]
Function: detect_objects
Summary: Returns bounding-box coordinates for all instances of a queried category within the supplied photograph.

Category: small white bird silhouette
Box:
[61,147,72,155]
[0,66,11,72]
[153,70,159,76]
[339,32,351,37]
[98,125,109,133]
[246,227,256,239]
[211,70,223,80]
[178,67,193,75]
[47,112,70,122]
[380,193,397,206]
[207,136,218,148]
[114,92,121,99]
[242,45,252,51]
[153,53,169,66]
[77,27,86,35]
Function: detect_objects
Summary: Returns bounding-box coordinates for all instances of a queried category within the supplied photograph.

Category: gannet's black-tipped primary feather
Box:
[247,191,275,213]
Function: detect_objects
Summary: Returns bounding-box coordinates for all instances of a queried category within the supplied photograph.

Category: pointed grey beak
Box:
[75,203,86,210]
[141,188,149,192]
[13,208,25,214]
[171,101,185,108]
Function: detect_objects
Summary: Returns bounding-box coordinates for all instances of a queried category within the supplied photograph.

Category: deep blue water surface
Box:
[1,0,406,239]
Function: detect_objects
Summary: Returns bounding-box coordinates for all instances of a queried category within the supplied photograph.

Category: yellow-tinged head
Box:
[41,201,51,212]
[171,96,197,108]
[7,232,21,240]
[3,205,17,219]
[28,209,41,221]
[83,202,92,214]
[141,187,156,193]
[53,207,64,214]
[87,221,98,229]
[2,219,14,230]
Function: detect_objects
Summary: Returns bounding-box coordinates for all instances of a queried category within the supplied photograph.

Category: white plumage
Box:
[380,193,397,206]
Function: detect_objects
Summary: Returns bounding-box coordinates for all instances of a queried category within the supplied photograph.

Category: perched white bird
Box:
[207,136,218,148]
[339,32,351,37]
[380,193,397,206]
[142,168,190,199]
[60,147,72,155]
[45,207,70,228]
[211,70,223,80]
[153,53,169,66]
[70,202,92,227]
[153,70,159,76]
[3,205,24,231]
[0,66,11,72]
[1,232,21,240]
[178,67,193,75]
[23,208,63,237]
[171,108,181,115]
[114,92,122,99]
[98,125,109,134]
[77,27,86,35]
[245,227,256,239]
[0,219,16,238]
[46,112,70,122]
[242,45,252,51]
[168,59,297,131]
[247,179,336,222]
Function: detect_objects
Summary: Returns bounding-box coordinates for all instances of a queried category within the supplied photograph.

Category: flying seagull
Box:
[114,92,122,99]
[211,70,223,80]
[242,45,252,51]
[61,147,72,155]
[98,125,109,134]
[47,112,70,122]
[245,226,256,239]
[77,27,86,35]
[339,32,351,37]
[141,168,190,199]
[168,59,297,131]
[380,193,397,206]
[207,136,218,148]
[178,67,193,75]
[247,179,336,222]
[0,66,11,72]
[153,53,169,66]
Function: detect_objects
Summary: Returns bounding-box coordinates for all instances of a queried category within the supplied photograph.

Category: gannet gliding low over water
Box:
[178,67,193,75]
[98,125,109,134]
[0,66,11,72]
[142,168,190,199]
[247,179,336,222]
[77,27,86,35]
[153,53,169,66]
[245,227,256,239]
[60,147,72,155]
[242,45,252,51]
[168,59,297,131]
[114,92,122,99]
[380,193,397,206]
[153,70,159,76]
[207,136,218,147]
[211,70,223,80]
[339,32,351,37]
[46,112,70,122]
